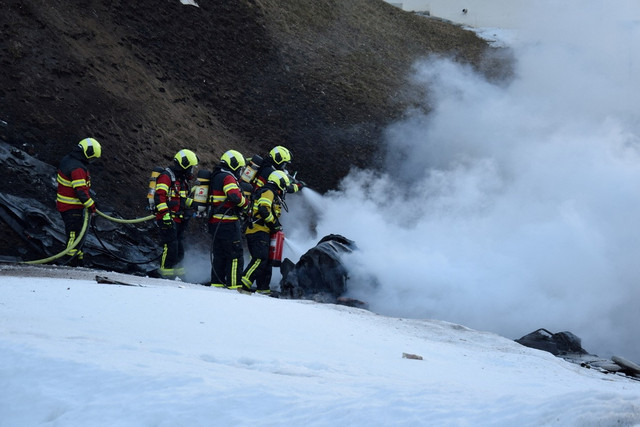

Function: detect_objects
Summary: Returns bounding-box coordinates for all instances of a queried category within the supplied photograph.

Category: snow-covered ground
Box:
[1,266,639,426]
[3,1,640,424]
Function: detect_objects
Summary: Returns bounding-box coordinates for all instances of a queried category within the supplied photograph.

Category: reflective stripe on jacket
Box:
[208,169,247,223]
[154,168,190,223]
[56,152,94,212]
[246,185,281,235]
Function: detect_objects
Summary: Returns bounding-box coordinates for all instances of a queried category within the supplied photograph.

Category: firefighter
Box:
[154,149,199,279]
[56,138,101,267]
[253,146,304,193]
[208,150,249,289]
[241,170,290,294]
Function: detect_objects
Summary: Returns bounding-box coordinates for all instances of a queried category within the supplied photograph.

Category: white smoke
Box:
[285,0,640,361]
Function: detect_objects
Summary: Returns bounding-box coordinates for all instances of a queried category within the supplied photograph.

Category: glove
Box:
[287,181,304,193]
[241,200,251,217]
[269,220,282,233]
[162,212,173,228]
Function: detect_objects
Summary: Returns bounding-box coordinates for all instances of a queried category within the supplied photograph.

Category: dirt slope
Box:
[0,0,504,260]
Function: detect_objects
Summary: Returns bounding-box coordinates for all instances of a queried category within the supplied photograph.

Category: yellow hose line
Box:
[24,209,90,265]
[96,209,155,224]
[21,208,153,265]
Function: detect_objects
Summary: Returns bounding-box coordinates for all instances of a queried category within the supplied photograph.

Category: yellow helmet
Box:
[267,170,290,192]
[78,138,101,161]
[220,149,246,172]
[269,146,292,166]
[174,149,199,170]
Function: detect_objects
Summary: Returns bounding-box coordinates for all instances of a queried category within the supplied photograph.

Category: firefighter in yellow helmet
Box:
[207,150,249,288]
[252,145,305,193]
[154,149,198,279]
[240,170,290,294]
[56,138,102,267]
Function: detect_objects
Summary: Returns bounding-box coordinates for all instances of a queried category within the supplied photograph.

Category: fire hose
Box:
[22,209,156,265]
[96,209,154,224]
[23,208,90,265]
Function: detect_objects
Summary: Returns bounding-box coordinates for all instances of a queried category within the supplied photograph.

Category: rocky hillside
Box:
[1,0,505,260]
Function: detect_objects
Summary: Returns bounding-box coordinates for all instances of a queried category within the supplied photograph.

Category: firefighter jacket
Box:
[254,159,302,193]
[254,162,275,190]
[56,151,95,213]
[246,183,282,235]
[154,167,192,223]
[208,167,248,224]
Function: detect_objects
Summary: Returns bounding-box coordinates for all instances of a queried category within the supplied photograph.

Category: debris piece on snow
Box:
[516,328,640,380]
[402,353,423,360]
[612,356,640,377]
[515,328,587,356]
[95,275,144,287]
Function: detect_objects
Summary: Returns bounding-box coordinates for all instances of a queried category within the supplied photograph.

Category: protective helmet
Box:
[78,138,101,161]
[220,149,246,173]
[174,149,199,170]
[269,146,292,166]
[267,170,290,192]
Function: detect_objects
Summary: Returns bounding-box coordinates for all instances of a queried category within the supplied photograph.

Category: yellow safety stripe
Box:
[211,283,225,288]
[57,194,83,205]
[212,213,238,220]
[156,202,169,212]
[83,199,95,208]
[243,259,261,282]
[65,231,84,259]
[160,267,175,277]
[156,183,170,192]
[57,174,72,186]
[160,244,169,269]
[211,194,227,203]
[229,258,239,288]
[223,182,239,193]
[66,231,76,249]
[71,178,87,188]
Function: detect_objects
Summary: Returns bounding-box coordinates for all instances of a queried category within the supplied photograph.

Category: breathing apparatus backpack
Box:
[146,166,166,210]
[240,154,263,186]
[191,169,212,217]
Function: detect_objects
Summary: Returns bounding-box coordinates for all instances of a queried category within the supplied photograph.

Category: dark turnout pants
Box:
[208,221,243,288]
[158,219,187,277]
[60,209,87,266]
[242,231,272,292]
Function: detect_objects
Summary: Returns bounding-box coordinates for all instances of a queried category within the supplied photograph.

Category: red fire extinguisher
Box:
[269,230,285,266]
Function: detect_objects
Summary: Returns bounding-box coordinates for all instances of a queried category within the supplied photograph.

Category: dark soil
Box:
[0,0,507,260]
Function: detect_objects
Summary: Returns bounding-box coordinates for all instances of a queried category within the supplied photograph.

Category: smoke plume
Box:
[285,0,640,361]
